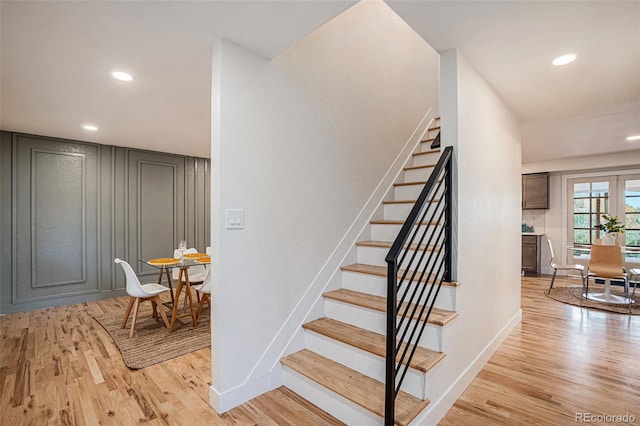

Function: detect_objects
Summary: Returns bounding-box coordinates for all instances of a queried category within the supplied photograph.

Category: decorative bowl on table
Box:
[183,253,208,259]
[148,257,180,266]
[194,256,211,264]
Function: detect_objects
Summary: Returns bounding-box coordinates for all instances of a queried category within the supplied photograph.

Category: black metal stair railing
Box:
[384,144,453,425]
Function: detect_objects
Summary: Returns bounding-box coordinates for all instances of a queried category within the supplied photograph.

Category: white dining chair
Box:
[546,239,586,300]
[173,247,208,308]
[172,248,207,283]
[115,258,171,338]
[192,268,212,324]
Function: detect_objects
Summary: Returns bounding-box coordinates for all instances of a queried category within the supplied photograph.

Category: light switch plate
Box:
[226,208,244,229]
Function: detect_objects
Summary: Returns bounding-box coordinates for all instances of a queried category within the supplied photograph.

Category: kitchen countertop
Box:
[522,232,545,236]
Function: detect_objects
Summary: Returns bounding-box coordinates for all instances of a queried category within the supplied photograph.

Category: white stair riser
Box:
[325,299,445,352]
[371,223,443,245]
[405,166,435,182]
[356,245,440,274]
[383,202,441,222]
[412,152,440,167]
[342,270,457,312]
[394,184,423,200]
[282,367,381,425]
[383,203,412,222]
[304,331,426,399]
[420,141,437,153]
[371,223,402,241]
[393,184,444,202]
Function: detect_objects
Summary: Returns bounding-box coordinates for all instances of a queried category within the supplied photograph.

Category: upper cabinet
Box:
[522,172,549,210]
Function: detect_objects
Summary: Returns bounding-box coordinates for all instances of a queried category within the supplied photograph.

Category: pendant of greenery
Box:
[595,214,625,234]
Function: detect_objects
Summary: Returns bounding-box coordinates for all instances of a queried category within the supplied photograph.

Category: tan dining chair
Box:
[587,245,631,313]
[546,239,586,298]
[115,258,171,338]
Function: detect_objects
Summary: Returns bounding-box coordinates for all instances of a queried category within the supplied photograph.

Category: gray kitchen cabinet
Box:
[522,234,541,275]
[522,173,548,210]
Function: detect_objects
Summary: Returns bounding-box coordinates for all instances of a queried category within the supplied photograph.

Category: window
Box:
[567,173,640,265]
[624,179,640,247]
[571,180,610,246]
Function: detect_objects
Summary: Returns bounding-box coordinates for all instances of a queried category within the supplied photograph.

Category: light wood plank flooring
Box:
[2,275,639,425]
[0,294,343,425]
[440,275,640,425]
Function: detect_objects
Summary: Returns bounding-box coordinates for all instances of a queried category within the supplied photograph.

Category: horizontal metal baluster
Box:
[396,208,444,330]
[395,247,445,372]
[385,145,452,424]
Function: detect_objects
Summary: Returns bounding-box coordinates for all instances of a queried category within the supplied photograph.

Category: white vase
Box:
[602,233,616,245]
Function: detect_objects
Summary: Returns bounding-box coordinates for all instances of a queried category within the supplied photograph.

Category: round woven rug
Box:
[546,286,640,315]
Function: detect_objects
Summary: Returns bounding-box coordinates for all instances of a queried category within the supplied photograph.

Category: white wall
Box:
[210,0,440,412]
[428,49,522,423]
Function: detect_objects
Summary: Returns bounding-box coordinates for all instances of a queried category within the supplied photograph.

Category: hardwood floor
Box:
[2,275,639,425]
[0,294,343,425]
[440,275,640,425]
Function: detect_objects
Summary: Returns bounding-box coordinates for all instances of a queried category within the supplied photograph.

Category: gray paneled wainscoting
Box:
[0,132,210,314]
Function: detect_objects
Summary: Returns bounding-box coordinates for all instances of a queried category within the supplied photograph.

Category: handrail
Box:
[384,144,453,425]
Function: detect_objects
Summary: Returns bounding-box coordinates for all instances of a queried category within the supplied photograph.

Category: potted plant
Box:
[594,214,625,244]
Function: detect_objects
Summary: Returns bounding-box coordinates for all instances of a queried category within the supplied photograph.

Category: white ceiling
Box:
[387,1,640,164]
[1,1,639,163]
[0,1,355,158]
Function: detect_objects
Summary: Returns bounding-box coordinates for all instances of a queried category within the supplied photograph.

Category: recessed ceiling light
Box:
[552,54,577,66]
[627,135,640,141]
[82,124,98,131]
[112,71,133,81]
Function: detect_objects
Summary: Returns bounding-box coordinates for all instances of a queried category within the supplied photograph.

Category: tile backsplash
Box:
[522,210,546,234]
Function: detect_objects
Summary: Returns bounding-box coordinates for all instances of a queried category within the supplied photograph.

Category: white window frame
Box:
[562,169,640,269]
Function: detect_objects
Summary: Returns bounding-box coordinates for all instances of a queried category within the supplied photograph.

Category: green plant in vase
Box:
[594,214,625,244]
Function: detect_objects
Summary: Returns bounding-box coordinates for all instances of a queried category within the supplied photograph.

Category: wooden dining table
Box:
[141,255,210,332]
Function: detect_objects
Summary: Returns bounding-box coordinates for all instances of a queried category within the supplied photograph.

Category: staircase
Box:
[279,118,461,425]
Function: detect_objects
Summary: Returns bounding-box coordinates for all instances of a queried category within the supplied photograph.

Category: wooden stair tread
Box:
[383,199,416,205]
[394,179,442,188]
[404,163,436,171]
[428,126,441,131]
[394,181,427,187]
[382,199,440,205]
[434,116,440,120]
[281,349,429,426]
[370,220,439,226]
[420,137,435,143]
[324,289,459,326]
[341,263,460,287]
[356,240,435,252]
[412,149,440,157]
[303,318,446,373]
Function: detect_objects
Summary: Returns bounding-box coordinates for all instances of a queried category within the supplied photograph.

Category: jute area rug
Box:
[546,286,640,315]
[93,308,211,369]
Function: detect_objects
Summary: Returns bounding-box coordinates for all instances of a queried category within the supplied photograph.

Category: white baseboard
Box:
[410,308,522,426]
[209,375,269,414]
